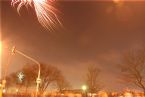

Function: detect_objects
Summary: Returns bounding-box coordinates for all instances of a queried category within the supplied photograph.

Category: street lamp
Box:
[0,41,6,92]
[1,42,15,91]
[12,46,41,96]
[82,85,87,97]
[82,85,87,91]
[0,41,4,97]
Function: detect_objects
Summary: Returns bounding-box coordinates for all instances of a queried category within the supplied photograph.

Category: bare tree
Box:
[56,74,71,93]
[6,64,37,93]
[86,65,101,94]
[5,71,27,94]
[6,63,69,95]
[120,48,145,94]
[37,64,62,94]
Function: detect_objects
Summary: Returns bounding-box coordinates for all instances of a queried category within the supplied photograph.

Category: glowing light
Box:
[82,85,87,91]
[61,94,64,96]
[113,0,121,3]
[2,89,6,93]
[113,0,124,7]
[17,72,25,83]
[124,92,133,97]
[11,0,61,30]
[98,91,108,97]
[0,88,2,97]
[16,89,19,92]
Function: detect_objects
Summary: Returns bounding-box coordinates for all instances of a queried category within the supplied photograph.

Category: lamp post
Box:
[0,41,2,80]
[0,41,6,96]
[82,85,87,97]
[0,84,2,97]
[12,46,41,97]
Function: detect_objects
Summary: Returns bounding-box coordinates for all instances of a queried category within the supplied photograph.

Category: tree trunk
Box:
[143,90,145,96]
[25,85,29,94]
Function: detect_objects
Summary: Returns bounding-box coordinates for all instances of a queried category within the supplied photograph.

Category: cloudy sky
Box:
[1,1,145,91]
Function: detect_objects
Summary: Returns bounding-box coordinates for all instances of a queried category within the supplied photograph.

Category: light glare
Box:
[0,41,2,54]
[82,85,87,91]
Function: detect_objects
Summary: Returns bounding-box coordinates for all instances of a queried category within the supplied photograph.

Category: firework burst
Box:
[11,0,61,30]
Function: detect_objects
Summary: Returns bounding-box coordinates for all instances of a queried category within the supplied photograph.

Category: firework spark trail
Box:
[33,0,62,29]
[11,0,62,30]
[10,0,145,29]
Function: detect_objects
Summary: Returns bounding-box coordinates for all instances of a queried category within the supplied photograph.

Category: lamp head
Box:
[82,85,87,91]
[11,46,16,54]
